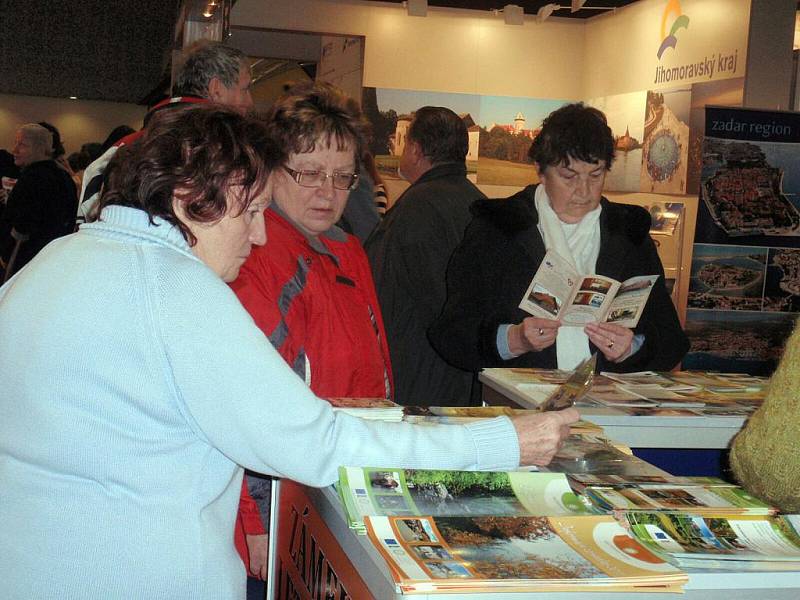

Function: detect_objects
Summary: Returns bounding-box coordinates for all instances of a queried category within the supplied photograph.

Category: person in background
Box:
[67,150,92,188]
[730,325,800,512]
[100,125,136,153]
[230,81,390,586]
[0,105,578,600]
[362,149,390,215]
[0,149,21,217]
[336,101,381,243]
[428,103,688,375]
[76,41,254,223]
[365,107,484,407]
[0,123,77,279]
[37,121,79,189]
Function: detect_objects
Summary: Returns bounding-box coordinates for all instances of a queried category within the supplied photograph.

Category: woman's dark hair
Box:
[98,106,282,245]
[67,151,91,172]
[265,81,368,168]
[101,125,136,153]
[37,121,65,159]
[528,103,615,171]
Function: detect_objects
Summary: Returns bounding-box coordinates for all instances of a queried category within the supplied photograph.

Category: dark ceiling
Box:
[0,0,181,104]
[0,0,641,105]
[363,0,641,18]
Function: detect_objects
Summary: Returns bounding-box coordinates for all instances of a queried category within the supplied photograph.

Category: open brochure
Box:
[519,250,658,327]
[338,468,596,534]
[365,514,687,593]
[624,512,800,570]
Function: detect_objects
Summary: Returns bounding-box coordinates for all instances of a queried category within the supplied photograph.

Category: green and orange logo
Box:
[657,0,690,59]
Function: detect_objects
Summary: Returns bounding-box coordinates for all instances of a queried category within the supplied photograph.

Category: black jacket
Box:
[1,160,77,276]
[365,163,485,406]
[428,185,689,373]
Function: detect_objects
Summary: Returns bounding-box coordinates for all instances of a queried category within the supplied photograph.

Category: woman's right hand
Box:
[507,317,561,355]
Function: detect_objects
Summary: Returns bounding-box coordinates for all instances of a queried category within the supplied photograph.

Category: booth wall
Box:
[230,0,586,100]
[0,94,146,156]
[583,0,750,98]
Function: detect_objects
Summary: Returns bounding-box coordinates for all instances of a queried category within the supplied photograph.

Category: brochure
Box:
[518,250,658,327]
[580,482,775,516]
[365,514,687,593]
[624,512,800,570]
[338,467,595,534]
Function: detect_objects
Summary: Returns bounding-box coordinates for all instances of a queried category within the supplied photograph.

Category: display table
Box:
[479,368,747,450]
[272,480,800,600]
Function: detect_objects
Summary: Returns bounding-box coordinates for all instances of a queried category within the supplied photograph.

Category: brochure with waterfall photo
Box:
[519,250,658,328]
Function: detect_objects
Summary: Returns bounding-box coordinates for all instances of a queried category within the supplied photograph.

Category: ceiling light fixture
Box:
[405,0,427,17]
[536,2,616,22]
[503,4,524,25]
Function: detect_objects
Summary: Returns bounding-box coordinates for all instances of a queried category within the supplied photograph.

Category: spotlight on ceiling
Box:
[536,3,560,22]
[405,0,427,17]
[571,0,587,12]
[503,4,524,26]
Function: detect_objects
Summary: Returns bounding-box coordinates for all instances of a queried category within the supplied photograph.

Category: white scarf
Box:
[534,185,602,370]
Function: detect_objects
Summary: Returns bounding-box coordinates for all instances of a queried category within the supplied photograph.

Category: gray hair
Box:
[18,124,53,155]
[172,41,248,98]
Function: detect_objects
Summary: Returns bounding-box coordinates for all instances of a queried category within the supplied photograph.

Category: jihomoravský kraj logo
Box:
[657,0,690,60]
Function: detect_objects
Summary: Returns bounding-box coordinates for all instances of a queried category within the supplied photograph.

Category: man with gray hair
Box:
[0,123,77,278]
[365,106,485,407]
[76,41,253,222]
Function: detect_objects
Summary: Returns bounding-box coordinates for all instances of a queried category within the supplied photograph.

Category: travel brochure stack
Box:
[333,418,800,594]
[328,368,798,593]
[338,460,800,593]
[482,367,768,417]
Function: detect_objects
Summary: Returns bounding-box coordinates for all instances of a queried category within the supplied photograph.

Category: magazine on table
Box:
[623,512,800,570]
[338,467,595,534]
[578,480,775,516]
[518,250,658,328]
[364,514,687,593]
[325,397,403,421]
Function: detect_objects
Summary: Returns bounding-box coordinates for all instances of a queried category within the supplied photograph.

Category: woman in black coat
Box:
[429,103,688,374]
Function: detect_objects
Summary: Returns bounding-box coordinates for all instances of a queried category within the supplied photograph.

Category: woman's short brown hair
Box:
[99,106,281,245]
[264,81,368,167]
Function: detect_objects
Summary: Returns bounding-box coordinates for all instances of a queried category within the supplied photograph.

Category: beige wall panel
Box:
[231,0,584,99]
[583,0,750,98]
[474,19,584,100]
[0,94,145,155]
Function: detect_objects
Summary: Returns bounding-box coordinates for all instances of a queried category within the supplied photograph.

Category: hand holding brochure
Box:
[519,250,658,328]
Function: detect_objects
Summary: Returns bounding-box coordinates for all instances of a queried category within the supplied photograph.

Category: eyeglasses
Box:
[282,165,359,191]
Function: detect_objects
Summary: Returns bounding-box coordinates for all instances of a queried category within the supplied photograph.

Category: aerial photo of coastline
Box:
[688,244,767,311]
[763,247,800,312]
[683,309,795,375]
[695,137,800,246]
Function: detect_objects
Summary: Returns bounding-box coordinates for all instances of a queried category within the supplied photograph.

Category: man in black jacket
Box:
[1,124,77,279]
[365,107,484,406]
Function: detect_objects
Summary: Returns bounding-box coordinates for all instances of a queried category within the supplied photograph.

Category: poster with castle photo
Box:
[587,91,646,193]
[474,96,565,187]
[360,87,567,191]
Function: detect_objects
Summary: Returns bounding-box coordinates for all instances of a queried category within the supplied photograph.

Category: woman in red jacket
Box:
[230,82,393,587]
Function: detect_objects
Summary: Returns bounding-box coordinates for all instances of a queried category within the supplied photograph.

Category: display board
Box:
[685,105,800,375]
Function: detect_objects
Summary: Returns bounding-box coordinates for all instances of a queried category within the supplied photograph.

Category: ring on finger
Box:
[538,328,544,336]
[607,341,614,349]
